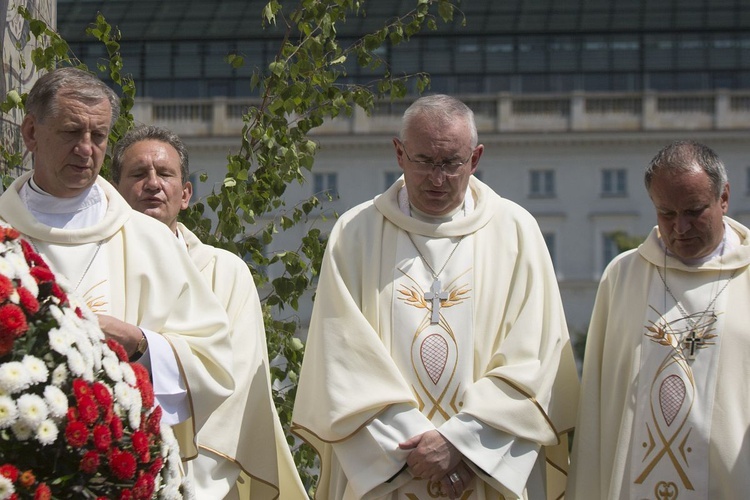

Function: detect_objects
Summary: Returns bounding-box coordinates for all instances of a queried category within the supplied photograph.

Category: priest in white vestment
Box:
[1,67,234,464]
[111,125,308,500]
[292,95,579,500]
[568,140,750,499]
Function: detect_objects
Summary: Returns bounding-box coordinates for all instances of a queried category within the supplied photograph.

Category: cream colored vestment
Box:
[292,177,579,500]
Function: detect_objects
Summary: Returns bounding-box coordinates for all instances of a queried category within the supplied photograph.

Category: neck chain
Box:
[30,239,103,293]
[406,232,464,324]
[656,240,736,360]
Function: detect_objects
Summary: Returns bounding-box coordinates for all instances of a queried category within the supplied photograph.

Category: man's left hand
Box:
[97,314,143,358]
[399,430,463,481]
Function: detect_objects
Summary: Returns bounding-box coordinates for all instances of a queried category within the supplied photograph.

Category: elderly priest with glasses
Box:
[292,94,579,500]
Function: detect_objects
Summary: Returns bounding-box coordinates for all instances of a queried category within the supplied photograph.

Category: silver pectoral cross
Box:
[424,279,449,324]
[682,330,706,360]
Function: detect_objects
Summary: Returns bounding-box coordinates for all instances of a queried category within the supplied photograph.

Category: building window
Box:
[385,171,401,190]
[601,169,627,196]
[530,170,555,197]
[602,233,621,270]
[314,173,338,199]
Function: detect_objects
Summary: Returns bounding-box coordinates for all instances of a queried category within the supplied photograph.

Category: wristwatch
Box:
[129,332,148,362]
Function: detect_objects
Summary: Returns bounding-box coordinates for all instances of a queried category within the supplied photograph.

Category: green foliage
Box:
[609,230,645,253]
[2,0,461,494]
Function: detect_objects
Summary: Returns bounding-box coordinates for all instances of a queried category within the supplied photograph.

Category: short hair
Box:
[25,67,120,130]
[111,125,190,184]
[645,140,728,200]
[399,94,478,147]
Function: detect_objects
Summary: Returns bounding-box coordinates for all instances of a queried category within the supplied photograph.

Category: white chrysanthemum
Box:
[90,340,103,372]
[0,361,32,394]
[128,402,142,430]
[49,328,72,355]
[17,272,38,299]
[11,420,33,441]
[51,364,68,386]
[0,255,13,277]
[102,356,123,383]
[66,348,86,377]
[35,418,59,445]
[114,382,137,412]
[0,395,18,429]
[6,252,27,279]
[48,304,63,321]
[22,355,49,385]
[121,362,136,386]
[16,393,49,427]
[0,474,15,500]
[8,289,19,304]
[43,385,68,419]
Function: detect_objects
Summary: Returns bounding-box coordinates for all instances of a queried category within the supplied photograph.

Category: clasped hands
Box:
[399,429,475,499]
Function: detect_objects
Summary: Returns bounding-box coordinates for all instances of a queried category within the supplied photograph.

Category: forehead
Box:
[404,113,472,148]
[649,168,716,208]
[122,140,181,170]
[50,94,112,124]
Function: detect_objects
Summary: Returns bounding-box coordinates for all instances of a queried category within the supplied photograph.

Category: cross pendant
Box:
[424,279,449,324]
[682,330,705,360]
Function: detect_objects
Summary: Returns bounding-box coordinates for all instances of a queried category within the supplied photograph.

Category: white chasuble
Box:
[628,271,728,499]
[391,231,476,498]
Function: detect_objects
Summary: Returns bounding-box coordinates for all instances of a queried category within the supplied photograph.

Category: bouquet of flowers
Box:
[0,224,186,499]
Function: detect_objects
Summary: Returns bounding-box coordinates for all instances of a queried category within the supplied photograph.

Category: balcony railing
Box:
[130,90,750,137]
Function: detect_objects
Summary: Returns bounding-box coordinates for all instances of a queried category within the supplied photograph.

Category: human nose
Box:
[674,215,692,234]
[428,164,448,184]
[73,134,93,158]
[143,171,161,191]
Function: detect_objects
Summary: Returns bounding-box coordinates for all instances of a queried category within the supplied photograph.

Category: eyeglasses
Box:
[398,140,474,177]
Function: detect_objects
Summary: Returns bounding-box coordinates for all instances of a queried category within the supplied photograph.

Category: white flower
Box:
[114,382,137,412]
[121,362,136,386]
[66,348,86,377]
[0,474,15,500]
[0,361,32,394]
[0,395,18,429]
[49,328,72,355]
[11,420,33,441]
[51,364,68,386]
[0,256,12,278]
[35,418,59,445]
[102,356,123,382]
[8,290,19,304]
[44,385,68,419]
[16,393,48,427]
[22,355,48,385]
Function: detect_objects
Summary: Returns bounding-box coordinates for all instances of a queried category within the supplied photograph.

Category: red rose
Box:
[0,304,28,338]
[109,449,137,480]
[65,421,89,447]
[16,286,40,315]
[0,464,19,482]
[93,424,112,451]
[80,450,101,474]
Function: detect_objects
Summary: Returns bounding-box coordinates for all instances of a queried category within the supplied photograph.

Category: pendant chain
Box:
[405,232,464,281]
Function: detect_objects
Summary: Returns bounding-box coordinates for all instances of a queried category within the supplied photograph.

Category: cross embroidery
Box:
[424,279,449,324]
[682,330,706,360]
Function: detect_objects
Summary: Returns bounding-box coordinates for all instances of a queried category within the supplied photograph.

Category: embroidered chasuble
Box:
[178,224,307,500]
[568,217,750,500]
[0,172,234,459]
[292,177,579,500]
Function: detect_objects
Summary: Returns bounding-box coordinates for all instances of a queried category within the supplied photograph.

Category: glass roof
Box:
[56,0,750,43]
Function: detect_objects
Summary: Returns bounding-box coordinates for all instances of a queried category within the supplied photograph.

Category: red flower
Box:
[74,307,84,319]
[148,457,163,477]
[119,489,133,500]
[106,339,128,362]
[19,469,35,487]
[0,334,14,357]
[145,406,162,436]
[93,424,112,451]
[92,381,114,409]
[77,396,100,426]
[50,283,68,305]
[2,227,20,241]
[131,430,149,460]
[0,304,28,338]
[80,450,101,474]
[109,449,137,480]
[0,464,19,482]
[73,378,91,400]
[110,414,124,439]
[33,483,51,500]
[65,421,89,447]
[16,286,40,315]
[29,266,55,284]
[0,274,13,302]
[132,473,155,500]
[131,363,154,408]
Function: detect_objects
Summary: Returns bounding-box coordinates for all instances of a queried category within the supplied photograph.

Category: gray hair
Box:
[399,94,478,147]
[645,140,728,199]
[25,67,120,130]
[111,125,190,184]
